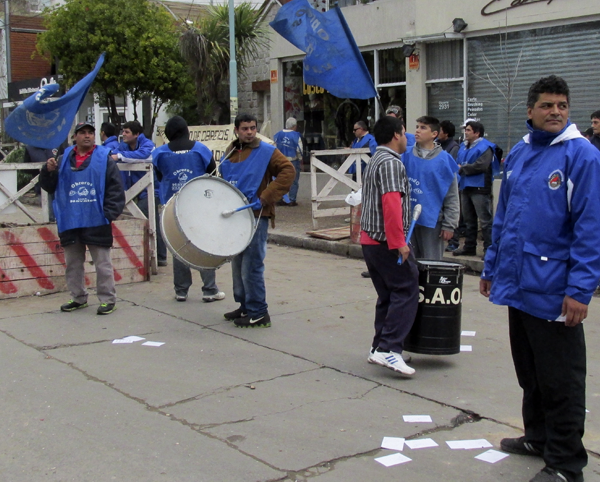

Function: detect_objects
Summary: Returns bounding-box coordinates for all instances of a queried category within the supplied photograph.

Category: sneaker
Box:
[60,300,88,312]
[158,259,168,267]
[368,347,411,363]
[97,303,116,315]
[175,294,188,302]
[234,312,271,328]
[529,467,570,482]
[288,201,298,206]
[224,307,247,321]
[445,244,459,252]
[361,271,371,278]
[203,291,225,303]
[369,348,415,376]
[500,436,542,457]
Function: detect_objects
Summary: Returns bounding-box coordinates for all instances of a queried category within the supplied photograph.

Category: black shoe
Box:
[158,259,168,267]
[276,200,288,206]
[224,307,247,321]
[361,271,371,278]
[500,436,542,457]
[234,312,271,328]
[452,248,477,256]
[97,303,116,315]
[445,244,459,252]
[288,201,298,206]
[60,300,88,312]
[529,467,572,482]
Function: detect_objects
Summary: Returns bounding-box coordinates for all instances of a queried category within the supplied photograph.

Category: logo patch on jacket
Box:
[547,170,563,190]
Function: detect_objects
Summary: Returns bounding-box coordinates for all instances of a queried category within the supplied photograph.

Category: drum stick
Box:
[397,204,422,265]
[221,204,255,218]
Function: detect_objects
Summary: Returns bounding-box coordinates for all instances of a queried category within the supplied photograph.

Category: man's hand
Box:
[561,295,588,327]
[398,245,410,263]
[440,229,453,241]
[479,279,491,298]
[46,157,58,172]
[111,154,119,161]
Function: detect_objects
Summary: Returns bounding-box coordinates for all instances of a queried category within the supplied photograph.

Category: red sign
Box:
[270,70,278,83]
[409,54,420,71]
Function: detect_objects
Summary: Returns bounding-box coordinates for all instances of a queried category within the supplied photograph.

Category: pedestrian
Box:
[453,120,497,259]
[362,115,418,376]
[274,117,303,207]
[152,116,225,303]
[219,113,294,328]
[111,121,168,267]
[39,122,125,315]
[590,110,600,150]
[348,120,377,178]
[100,122,119,151]
[480,75,600,482]
[401,116,459,260]
[385,105,415,147]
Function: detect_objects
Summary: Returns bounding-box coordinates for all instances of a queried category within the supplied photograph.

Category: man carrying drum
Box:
[152,116,225,303]
[220,113,294,328]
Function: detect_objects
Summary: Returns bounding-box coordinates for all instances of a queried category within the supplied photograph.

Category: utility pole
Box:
[228,0,237,123]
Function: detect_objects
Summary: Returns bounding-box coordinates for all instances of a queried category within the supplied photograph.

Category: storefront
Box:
[269,0,600,154]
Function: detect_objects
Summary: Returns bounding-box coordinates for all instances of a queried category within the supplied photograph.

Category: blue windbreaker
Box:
[113,133,155,199]
[482,122,600,321]
[274,130,301,159]
[102,136,119,152]
[349,133,377,174]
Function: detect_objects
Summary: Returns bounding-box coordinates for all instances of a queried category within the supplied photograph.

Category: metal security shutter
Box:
[427,40,463,81]
[467,21,600,153]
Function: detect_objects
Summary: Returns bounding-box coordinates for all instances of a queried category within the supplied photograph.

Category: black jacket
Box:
[40,148,125,247]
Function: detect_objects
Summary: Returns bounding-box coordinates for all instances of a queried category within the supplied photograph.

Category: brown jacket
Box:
[222,138,295,220]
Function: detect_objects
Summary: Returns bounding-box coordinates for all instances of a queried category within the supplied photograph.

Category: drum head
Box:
[175,176,255,258]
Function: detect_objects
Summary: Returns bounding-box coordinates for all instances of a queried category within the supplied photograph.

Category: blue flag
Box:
[270,0,377,100]
[5,53,105,149]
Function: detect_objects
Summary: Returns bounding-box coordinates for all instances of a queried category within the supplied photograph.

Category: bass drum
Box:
[161,175,255,269]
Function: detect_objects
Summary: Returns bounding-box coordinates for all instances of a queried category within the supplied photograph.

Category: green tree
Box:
[179,2,269,124]
[37,0,194,134]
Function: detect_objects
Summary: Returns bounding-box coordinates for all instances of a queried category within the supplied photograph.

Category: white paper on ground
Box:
[381,437,405,451]
[460,345,473,352]
[374,452,412,467]
[403,415,433,423]
[122,336,145,342]
[142,341,165,347]
[405,438,438,449]
[461,330,476,336]
[447,439,493,450]
[475,449,509,464]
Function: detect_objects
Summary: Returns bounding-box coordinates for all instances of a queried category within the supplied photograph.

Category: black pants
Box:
[362,243,419,353]
[509,307,586,481]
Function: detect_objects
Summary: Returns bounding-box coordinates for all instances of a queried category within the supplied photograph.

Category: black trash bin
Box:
[404,260,465,355]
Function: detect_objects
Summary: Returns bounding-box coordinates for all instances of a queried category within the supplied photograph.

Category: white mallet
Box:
[397,204,422,265]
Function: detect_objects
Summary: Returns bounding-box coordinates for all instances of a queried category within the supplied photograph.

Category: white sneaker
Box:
[369,349,415,376]
[368,347,411,364]
[203,291,226,303]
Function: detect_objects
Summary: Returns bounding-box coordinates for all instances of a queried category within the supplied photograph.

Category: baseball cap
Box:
[74,122,95,133]
[460,118,476,128]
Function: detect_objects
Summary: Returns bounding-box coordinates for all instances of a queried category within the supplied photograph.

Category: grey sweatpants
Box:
[411,221,445,260]
[64,241,116,304]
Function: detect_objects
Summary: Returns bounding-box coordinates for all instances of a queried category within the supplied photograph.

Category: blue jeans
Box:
[289,160,301,202]
[231,217,269,317]
[461,188,492,251]
[172,256,218,297]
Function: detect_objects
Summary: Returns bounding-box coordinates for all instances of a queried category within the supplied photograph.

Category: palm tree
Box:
[179,2,270,124]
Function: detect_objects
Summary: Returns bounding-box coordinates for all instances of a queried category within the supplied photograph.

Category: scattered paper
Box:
[112,335,145,344]
[403,415,433,423]
[405,438,438,450]
[475,449,509,464]
[142,341,165,347]
[461,331,476,337]
[447,439,493,450]
[381,437,405,451]
[460,345,473,352]
[374,453,412,467]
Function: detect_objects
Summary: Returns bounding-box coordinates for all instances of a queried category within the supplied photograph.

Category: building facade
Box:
[267,0,600,153]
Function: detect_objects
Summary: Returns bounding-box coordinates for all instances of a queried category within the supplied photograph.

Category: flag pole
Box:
[229,0,238,123]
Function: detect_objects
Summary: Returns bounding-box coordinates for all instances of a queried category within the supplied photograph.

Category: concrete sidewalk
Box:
[2,234,600,481]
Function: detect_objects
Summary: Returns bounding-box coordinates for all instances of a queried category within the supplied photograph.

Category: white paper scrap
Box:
[461,330,476,337]
[381,437,405,451]
[122,336,145,342]
[460,345,473,352]
[475,449,509,464]
[403,415,433,423]
[112,338,132,344]
[142,341,165,347]
[405,438,438,450]
[447,439,493,450]
[374,452,412,467]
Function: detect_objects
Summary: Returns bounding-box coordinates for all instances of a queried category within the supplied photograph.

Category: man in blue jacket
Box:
[100,122,119,151]
[480,75,600,482]
[273,117,303,206]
